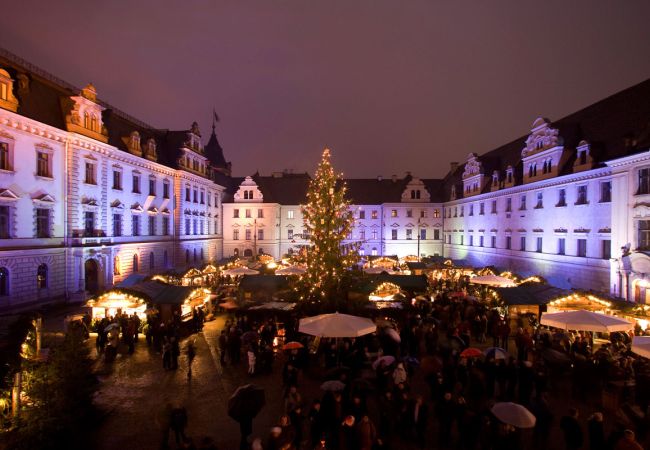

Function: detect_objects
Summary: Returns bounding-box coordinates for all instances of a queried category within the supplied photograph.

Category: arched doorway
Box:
[84,259,99,294]
[244,249,253,257]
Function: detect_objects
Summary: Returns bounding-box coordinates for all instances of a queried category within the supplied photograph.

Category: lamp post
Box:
[417,217,421,262]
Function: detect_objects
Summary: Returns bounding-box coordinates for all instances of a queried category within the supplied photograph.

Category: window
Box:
[506,236,511,250]
[233,209,240,218]
[459,206,464,217]
[391,229,397,240]
[469,236,474,246]
[454,207,458,218]
[479,203,484,215]
[214,219,218,235]
[371,210,378,219]
[391,210,398,218]
[133,254,139,272]
[576,185,588,205]
[534,192,543,209]
[193,190,198,203]
[406,209,413,218]
[148,216,155,235]
[639,220,650,250]
[162,217,169,236]
[577,239,587,257]
[185,218,190,235]
[372,230,378,240]
[287,210,295,219]
[536,237,543,253]
[132,215,140,236]
[558,238,565,255]
[602,240,611,259]
[163,182,169,199]
[0,142,10,171]
[36,208,50,238]
[359,210,365,219]
[258,229,264,240]
[479,236,484,247]
[200,192,204,204]
[149,178,156,196]
[0,206,9,238]
[433,209,440,218]
[132,174,140,193]
[371,247,378,256]
[215,194,219,207]
[111,170,122,190]
[245,209,251,218]
[200,221,204,235]
[288,229,293,240]
[36,151,50,177]
[84,162,96,184]
[359,230,366,240]
[491,235,496,248]
[84,211,95,236]
[257,209,263,219]
[468,205,473,216]
[0,267,8,296]
[37,264,47,289]
[460,235,464,245]
[600,181,612,203]
[233,229,239,240]
[506,198,512,212]
[433,229,440,240]
[193,219,197,235]
[557,189,566,207]
[520,236,526,251]
[639,168,650,195]
[185,186,191,201]
[113,214,122,236]
[406,229,413,240]
[491,200,497,214]
[421,229,427,240]
[520,195,527,210]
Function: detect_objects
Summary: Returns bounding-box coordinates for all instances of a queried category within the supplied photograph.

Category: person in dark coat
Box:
[411,395,428,449]
[560,408,583,450]
[437,392,455,447]
[308,400,324,447]
[170,406,188,446]
[587,412,605,450]
[339,415,357,450]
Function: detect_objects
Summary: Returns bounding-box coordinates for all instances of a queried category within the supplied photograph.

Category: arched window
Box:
[149,252,155,270]
[133,254,139,273]
[84,112,90,129]
[529,165,534,178]
[37,264,48,289]
[90,114,98,132]
[0,267,7,296]
[233,248,239,257]
[185,249,190,263]
[163,250,168,268]
[113,256,121,275]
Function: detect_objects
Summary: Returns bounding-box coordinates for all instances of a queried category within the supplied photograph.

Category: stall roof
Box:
[405,262,427,270]
[115,281,198,305]
[239,275,290,291]
[494,284,571,306]
[357,273,428,293]
[117,274,147,288]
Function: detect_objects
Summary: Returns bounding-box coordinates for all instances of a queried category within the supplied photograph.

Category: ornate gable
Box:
[234,176,264,203]
[122,131,142,156]
[185,122,204,154]
[401,177,431,202]
[521,117,567,184]
[522,118,562,158]
[0,69,19,112]
[60,83,109,143]
[462,153,485,197]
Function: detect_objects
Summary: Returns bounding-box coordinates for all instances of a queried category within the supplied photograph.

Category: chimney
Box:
[450,162,459,173]
[377,175,383,181]
[391,174,397,182]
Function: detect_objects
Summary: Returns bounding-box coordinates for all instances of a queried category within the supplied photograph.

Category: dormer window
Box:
[528,163,537,178]
[506,167,513,184]
[492,173,498,187]
[0,81,7,100]
[578,150,587,165]
[0,69,19,112]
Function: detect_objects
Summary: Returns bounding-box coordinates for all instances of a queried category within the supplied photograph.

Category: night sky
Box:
[1,1,650,178]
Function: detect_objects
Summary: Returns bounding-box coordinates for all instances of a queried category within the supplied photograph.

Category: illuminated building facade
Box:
[0,50,227,308]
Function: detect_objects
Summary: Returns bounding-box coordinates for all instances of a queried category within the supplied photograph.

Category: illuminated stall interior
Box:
[87,291,147,319]
[369,282,402,301]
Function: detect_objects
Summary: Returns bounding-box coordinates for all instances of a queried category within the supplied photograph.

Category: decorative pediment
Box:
[599,227,611,234]
[573,228,590,234]
[390,223,400,228]
[532,228,544,233]
[161,208,170,215]
[192,210,199,216]
[462,153,483,179]
[81,197,99,206]
[490,228,498,232]
[522,118,562,158]
[60,83,108,143]
[405,223,415,228]
[517,229,526,233]
[131,203,143,212]
[199,211,205,216]
[232,223,241,228]
[148,206,158,214]
[32,193,55,203]
[286,224,295,228]
[0,68,19,112]
[184,122,204,154]
[0,188,19,200]
[633,203,650,218]
[554,228,568,233]
[234,176,264,202]
[110,200,124,209]
[184,209,191,215]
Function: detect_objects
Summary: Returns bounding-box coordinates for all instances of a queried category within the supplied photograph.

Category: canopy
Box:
[299,312,376,338]
[275,266,306,275]
[491,402,536,428]
[540,310,633,332]
[632,336,650,359]
[470,275,517,288]
[223,267,260,276]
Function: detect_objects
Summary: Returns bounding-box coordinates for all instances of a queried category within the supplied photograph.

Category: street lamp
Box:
[417,217,421,262]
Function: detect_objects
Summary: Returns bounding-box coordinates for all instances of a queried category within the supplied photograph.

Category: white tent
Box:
[275,266,306,275]
[632,336,650,359]
[540,310,633,332]
[299,312,376,338]
[223,267,260,276]
[470,275,517,288]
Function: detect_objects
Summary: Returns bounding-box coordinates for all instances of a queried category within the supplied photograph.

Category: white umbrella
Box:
[470,275,517,288]
[223,267,260,276]
[372,355,396,369]
[383,328,401,343]
[540,310,633,332]
[632,336,650,359]
[299,313,377,338]
[275,266,306,275]
[491,402,536,428]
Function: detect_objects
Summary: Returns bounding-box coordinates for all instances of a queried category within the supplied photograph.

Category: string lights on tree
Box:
[295,148,359,304]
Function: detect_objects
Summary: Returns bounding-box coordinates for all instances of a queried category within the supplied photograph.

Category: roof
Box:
[204,127,230,169]
[124,280,198,305]
[239,275,290,291]
[494,284,571,306]
[359,273,429,292]
[446,78,650,200]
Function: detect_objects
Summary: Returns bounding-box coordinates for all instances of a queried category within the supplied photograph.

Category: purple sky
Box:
[2,1,650,178]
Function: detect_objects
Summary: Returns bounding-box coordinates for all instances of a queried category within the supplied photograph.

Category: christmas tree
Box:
[297,148,359,303]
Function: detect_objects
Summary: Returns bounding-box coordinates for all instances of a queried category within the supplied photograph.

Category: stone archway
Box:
[85,258,100,294]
